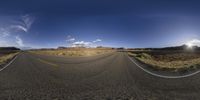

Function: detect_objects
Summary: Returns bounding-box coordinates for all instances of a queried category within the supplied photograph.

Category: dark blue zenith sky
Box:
[1,0,200,48]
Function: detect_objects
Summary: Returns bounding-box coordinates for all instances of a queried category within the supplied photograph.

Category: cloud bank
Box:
[72,41,92,47]
[93,39,102,43]
[186,39,200,47]
[66,36,102,47]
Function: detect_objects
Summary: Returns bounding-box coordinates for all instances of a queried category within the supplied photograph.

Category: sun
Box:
[186,39,200,49]
[185,39,200,49]
[186,42,193,48]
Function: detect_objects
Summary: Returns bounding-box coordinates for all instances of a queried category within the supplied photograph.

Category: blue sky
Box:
[1,0,200,48]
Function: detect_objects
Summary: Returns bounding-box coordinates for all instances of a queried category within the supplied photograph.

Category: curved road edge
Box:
[127,53,200,79]
[0,53,20,72]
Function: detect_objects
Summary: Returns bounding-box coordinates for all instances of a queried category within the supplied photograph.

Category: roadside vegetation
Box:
[0,48,20,67]
[0,52,18,65]
[30,48,115,57]
[128,50,200,71]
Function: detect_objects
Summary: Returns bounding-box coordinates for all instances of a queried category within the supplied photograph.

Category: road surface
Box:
[0,52,200,100]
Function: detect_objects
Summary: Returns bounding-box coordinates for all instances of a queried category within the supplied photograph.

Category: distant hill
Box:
[153,45,189,50]
[0,47,20,51]
[20,47,32,50]
[128,45,200,51]
[57,46,115,50]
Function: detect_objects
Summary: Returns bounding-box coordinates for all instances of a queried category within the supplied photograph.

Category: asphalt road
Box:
[0,52,200,100]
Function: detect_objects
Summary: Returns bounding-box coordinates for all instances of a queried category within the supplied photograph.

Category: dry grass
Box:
[0,52,18,65]
[30,48,115,57]
[128,51,200,70]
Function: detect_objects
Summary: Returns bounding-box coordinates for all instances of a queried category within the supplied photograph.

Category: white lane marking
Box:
[0,54,19,72]
[127,55,200,79]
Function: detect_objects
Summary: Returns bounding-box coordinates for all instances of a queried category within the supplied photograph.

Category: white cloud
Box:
[93,39,102,43]
[15,36,24,47]
[10,14,35,33]
[0,14,35,47]
[22,14,35,28]
[0,37,18,47]
[66,38,75,42]
[10,25,28,32]
[66,35,76,42]
[186,39,200,47]
[0,28,10,37]
[0,40,10,47]
[72,41,92,47]
[66,36,102,48]
[69,38,75,41]
[0,30,26,47]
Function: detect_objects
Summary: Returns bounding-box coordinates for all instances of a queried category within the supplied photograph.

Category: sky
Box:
[1,0,200,48]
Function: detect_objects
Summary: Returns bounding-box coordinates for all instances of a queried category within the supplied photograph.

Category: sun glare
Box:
[185,39,200,48]
[186,43,193,48]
